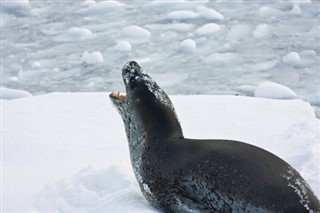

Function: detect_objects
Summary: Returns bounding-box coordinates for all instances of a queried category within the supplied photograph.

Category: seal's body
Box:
[110,61,320,212]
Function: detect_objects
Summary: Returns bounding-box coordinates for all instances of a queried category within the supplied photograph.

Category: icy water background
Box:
[1,0,319,115]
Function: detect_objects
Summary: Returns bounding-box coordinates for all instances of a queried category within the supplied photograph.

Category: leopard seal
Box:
[109,61,320,212]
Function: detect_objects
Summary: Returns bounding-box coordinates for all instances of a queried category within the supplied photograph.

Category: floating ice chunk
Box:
[254,82,298,100]
[81,0,96,7]
[31,61,41,69]
[81,51,104,64]
[203,52,239,65]
[259,6,282,17]
[77,0,124,16]
[118,26,151,44]
[180,39,196,51]
[55,27,95,42]
[1,0,33,15]
[145,1,185,12]
[1,0,31,11]
[290,5,302,15]
[166,10,198,20]
[1,87,32,100]
[145,23,194,32]
[195,23,221,36]
[196,6,224,21]
[282,52,301,66]
[287,0,312,5]
[114,41,132,52]
[227,24,252,40]
[253,24,271,38]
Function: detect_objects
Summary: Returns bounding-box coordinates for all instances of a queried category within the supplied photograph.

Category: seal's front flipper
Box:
[170,194,209,213]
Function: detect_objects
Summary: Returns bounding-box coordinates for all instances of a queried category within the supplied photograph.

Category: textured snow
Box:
[2,93,319,212]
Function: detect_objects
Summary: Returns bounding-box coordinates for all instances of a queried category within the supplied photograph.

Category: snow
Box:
[2,93,319,212]
[254,82,298,99]
[117,26,151,44]
[1,87,32,100]
[81,51,104,65]
[195,23,221,36]
[282,52,301,66]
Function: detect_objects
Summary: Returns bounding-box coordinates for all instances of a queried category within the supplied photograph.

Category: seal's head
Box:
[110,61,183,141]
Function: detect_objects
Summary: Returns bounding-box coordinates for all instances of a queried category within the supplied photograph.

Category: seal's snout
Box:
[122,60,144,86]
[122,61,142,77]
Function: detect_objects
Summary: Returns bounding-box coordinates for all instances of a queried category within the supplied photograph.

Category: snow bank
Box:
[254,82,298,99]
[54,27,95,42]
[117,26,151,44]
[81,51,104,64]
[1,87,32,100]
[2,93,319,212]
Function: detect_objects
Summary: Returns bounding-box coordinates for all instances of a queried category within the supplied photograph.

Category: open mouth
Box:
[110,91,127,101]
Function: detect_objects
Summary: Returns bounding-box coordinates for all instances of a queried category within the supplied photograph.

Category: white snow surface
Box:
[2,93,319,212]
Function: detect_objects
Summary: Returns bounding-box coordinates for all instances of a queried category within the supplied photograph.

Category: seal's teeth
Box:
[110,91,127,100]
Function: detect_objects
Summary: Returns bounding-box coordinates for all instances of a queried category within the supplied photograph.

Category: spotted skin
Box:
[110,61,320,213]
